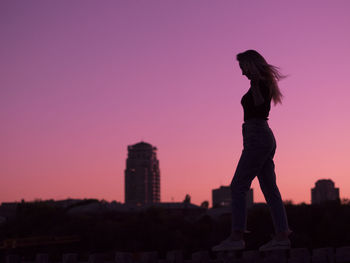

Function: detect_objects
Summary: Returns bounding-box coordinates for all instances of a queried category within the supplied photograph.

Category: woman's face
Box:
[239,62,251,80]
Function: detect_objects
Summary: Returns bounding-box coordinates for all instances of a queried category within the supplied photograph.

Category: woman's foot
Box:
[211,230,245,252]
[229,230,244,241]
[259,230,292,251]
[274,229,292,241]
[212,239,245,252]
[259,238,291,251]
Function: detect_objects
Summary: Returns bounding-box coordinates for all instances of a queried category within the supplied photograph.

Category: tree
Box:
[341,198,350,205]
[283,199,294,205]
[200,201,209,209]
[183,194,191,204]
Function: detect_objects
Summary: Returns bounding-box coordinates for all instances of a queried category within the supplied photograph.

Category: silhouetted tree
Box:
[200,201,209,209]
[183,194,191,203]
[341,198,350,205]
[283,199,294,205]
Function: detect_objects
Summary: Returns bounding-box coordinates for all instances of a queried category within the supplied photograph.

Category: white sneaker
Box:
[212,238,245,252]
[259,238,291,251]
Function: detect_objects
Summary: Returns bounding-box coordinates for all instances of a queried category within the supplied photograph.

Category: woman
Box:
[212,50,291,252]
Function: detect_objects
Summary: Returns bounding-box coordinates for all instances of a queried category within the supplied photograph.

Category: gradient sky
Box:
[1,1,350,206]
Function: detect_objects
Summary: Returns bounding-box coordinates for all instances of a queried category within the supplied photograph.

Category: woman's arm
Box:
[250,78,265,106]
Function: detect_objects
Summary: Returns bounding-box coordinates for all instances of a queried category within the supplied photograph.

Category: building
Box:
[212,185,253,208]
[124,141,160,205]
[311,179,339,204]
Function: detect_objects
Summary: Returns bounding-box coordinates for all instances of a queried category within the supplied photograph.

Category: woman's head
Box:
[236,49,285,105]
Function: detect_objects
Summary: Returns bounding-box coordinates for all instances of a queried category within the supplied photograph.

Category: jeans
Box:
[230,119,289,233]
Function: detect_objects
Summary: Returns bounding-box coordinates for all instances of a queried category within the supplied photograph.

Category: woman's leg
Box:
[230,147,271,238]
[257,145,290,236]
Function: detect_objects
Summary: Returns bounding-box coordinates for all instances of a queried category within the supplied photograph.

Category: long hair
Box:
[236,50,285,105]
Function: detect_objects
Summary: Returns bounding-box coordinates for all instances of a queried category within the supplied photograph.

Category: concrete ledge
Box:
[288,248,310,263]
[5,247,350,263]
[35,253,49,263]
[166,250,183,263]
[336,247,350,263]
[63,253,78,263]
[6,254,21,263]
[312,247,334,263]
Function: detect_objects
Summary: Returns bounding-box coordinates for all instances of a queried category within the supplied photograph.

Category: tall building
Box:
[212,185,253,208]
[124,141,160,205]
[311,179,339,204]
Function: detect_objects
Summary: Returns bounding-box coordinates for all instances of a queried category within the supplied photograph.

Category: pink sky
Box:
[1,1,350,206]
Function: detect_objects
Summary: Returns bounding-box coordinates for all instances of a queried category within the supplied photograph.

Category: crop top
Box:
[241,80,272,121]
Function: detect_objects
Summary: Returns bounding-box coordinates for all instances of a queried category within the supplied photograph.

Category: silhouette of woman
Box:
[212,50,291,252]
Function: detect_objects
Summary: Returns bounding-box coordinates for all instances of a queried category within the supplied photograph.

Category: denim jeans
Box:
[230,119,289,233]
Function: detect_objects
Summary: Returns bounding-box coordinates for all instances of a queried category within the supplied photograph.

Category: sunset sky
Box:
[1,1,350,206]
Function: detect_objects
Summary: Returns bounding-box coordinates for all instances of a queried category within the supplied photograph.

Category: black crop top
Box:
[241,80,272,121]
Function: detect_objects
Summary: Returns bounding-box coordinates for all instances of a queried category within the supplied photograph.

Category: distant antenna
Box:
[171,196,174,202]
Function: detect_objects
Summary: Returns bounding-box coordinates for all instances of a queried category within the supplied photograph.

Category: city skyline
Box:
[1,136,346,206]
[1,1,350,206]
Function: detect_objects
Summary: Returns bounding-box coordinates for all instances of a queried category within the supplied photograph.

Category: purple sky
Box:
[1,1,350,206]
